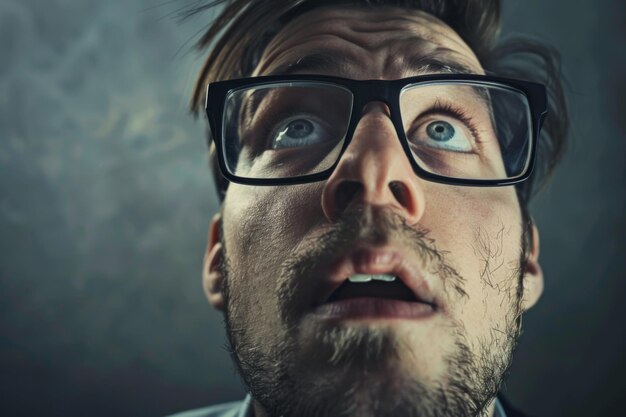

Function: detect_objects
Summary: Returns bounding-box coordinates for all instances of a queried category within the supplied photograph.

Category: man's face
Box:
[204,6,543,417]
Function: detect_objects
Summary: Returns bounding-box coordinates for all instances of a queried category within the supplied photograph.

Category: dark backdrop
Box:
[1,1,624,416]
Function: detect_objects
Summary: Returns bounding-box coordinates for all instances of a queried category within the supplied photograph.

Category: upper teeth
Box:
[348,274,397,283]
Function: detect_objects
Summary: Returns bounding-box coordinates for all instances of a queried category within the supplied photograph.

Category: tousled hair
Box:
[186,0,568,208]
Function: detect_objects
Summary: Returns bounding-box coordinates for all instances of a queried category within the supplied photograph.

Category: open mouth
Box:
[327,275,418,302]
[314,274,437,320]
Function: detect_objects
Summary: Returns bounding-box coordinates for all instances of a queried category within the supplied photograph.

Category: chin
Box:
[294,321,443,385]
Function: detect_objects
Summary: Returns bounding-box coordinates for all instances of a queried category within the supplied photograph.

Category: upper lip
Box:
[313,246,442,310]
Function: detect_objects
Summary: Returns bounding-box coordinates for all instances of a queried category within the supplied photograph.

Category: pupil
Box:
[426,121,454,142]
[287,119,314,138]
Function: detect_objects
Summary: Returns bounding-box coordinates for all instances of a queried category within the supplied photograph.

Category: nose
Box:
[321,101,426,223]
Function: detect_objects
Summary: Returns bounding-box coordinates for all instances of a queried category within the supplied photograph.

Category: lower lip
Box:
[312,297,436,320]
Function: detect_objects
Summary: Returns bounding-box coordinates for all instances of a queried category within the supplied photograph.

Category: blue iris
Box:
[426,121,455,142]
[284,119,314,139]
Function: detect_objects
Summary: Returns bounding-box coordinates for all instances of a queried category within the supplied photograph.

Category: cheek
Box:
[421,185,522,330]
[221,183,324,327]
[223,183,325,255]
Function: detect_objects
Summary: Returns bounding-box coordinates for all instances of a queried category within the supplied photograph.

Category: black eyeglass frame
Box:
[205,74,547,187]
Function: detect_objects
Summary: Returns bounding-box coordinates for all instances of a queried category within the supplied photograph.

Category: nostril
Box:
[389,181,411,210]
[334,181,363,217]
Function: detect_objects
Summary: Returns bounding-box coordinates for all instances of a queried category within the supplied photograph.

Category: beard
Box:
[220,206,526,417]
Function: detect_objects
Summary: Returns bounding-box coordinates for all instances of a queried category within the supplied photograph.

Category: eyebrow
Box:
[406,54,478,75]
[266,50,479,78]
[267,53,350,77]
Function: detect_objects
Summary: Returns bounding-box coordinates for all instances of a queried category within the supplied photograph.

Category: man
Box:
[171,0,567,416]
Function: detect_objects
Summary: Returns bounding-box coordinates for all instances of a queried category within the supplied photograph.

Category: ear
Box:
[203,213,225,311]
[521,221,544,311]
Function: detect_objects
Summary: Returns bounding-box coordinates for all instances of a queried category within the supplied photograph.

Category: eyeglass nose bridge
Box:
[342,79,410,160]
[351,79,395,111]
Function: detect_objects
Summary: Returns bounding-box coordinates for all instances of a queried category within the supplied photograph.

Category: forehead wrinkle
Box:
[256,14,383,76]
[347,18,480,66]
[347,15,454,42]
[256,6,483,78]
[294,6,474,54]
[263,17,386,62]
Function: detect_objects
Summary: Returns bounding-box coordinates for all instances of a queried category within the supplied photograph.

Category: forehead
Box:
[254,5,484,79]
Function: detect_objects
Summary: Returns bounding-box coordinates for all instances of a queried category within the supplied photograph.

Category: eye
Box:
[270,117,332,149]
[411,119,473,152]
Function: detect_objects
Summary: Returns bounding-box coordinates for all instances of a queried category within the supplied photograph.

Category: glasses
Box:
[205,74,547,187]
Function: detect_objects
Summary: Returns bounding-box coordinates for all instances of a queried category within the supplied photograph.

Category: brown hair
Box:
[186,0,568,207]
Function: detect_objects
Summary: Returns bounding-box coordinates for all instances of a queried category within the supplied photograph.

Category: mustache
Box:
[277,206,468,322]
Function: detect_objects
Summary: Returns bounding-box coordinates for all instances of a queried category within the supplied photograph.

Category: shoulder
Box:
[165,398,248,417]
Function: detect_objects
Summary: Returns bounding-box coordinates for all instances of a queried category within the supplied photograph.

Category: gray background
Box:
[0,0,624,416]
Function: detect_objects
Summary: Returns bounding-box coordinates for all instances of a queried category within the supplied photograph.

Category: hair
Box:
[186,0,568,210]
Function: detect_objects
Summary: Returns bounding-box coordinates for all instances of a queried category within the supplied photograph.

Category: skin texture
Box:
[203,6,544,417]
